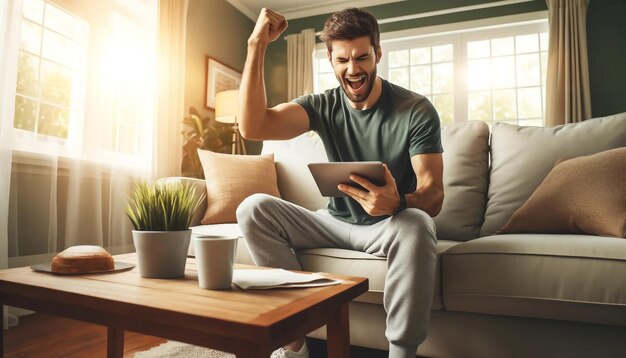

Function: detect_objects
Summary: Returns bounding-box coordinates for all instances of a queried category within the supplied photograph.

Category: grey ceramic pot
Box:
[132,229,191,278]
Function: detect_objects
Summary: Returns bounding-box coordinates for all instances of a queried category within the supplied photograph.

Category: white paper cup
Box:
[193,235,238,290]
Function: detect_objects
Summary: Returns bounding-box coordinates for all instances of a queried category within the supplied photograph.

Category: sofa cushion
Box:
[262,131,329,211]
[481,112,626,236]
[298,241,461,309]
[197,150,280,224]
[433,121,490,241]
[442,234,626,326]
[500,147,626,237]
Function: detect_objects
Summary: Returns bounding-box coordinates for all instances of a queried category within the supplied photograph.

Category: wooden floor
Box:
[3,313,391,358]
[3,313,166,357]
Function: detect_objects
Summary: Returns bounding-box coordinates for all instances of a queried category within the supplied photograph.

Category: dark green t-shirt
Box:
[293,79,443,225]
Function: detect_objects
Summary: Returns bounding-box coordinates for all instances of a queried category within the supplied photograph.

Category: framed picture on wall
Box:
[205,57,242,110]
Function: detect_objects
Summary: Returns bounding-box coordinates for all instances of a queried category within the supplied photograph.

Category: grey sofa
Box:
[181,112,626,358]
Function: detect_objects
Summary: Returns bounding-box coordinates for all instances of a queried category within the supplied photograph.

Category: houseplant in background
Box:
[181,107,232,178]
[126,181,205,278]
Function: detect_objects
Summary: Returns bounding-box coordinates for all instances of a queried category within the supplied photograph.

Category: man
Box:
[236,7,443,358]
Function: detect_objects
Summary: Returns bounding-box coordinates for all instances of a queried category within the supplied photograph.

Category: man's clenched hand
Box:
[249,8,288,45]
[338,164,402,216]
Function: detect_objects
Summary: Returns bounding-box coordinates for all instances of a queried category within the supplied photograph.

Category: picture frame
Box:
[205,57,242,110]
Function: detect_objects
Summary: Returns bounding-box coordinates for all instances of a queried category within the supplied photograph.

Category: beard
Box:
[337,67,377,103]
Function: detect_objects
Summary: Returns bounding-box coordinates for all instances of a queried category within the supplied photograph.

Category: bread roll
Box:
[51,245,114,273]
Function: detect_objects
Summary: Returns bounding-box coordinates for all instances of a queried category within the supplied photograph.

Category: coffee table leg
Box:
[107,327,124,358]
[326,303,350,358]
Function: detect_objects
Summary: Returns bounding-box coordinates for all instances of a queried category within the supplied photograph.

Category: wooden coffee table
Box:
[0,253,368,358]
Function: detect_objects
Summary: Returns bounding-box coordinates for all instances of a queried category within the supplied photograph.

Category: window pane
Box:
[492,37,514,56]
[23,0,44,23]
[319,58,333,73]
[432,63,453,93]
[44,3,84,39]
[432,44,452,62]
[20,20,42,54]
[493,89,517,121]
[467,58,491,91]
[16,51,40,98]
[518,119,543,127]
[410,47,430,65]
[541,52,548,85]
[540,32,549,52]
[516,53,540,87]
[389,68,409,89]
[38,103,69,138]
[389,50,409,68]
[116,123,137,154]
[468,40,490,59]
[432,94,453,125]
[14,96,38,131]
[491,56,515,89]
[42,29,80,68]
[318,73,336,92]
[468,91,492,122]
[41,60,73,106]
[515,34,538,54]
[410,65,431,95]
[517,87,542,119]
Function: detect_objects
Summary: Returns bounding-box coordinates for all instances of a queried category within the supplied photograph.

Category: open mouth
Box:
[346,76,366,91]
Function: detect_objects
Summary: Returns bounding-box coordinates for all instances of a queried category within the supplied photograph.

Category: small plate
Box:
[31,261,135,275]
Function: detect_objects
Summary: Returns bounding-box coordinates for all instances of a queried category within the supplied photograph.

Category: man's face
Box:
[328,36,381,103]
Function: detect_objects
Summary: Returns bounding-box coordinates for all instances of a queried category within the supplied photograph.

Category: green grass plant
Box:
[126,181,206,231]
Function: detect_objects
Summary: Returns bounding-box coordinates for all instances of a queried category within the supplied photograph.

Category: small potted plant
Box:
[126,181,205,278]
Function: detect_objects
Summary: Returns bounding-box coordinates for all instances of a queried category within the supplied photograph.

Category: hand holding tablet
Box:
[308,162,386,197]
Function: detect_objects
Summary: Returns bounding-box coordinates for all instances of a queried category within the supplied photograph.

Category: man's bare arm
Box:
[239,8,309,141]
[405,153,444,217]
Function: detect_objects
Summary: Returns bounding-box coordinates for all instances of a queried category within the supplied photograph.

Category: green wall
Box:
[587,0,626,117]
[265,0,626,119]
[185,0,257,153]
[266,0,547,106]
[185,0,253,119]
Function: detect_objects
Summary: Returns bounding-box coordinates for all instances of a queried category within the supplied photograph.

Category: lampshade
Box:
[215,89,239,124]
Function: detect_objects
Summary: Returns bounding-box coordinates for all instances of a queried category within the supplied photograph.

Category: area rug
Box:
[134,341,234,358]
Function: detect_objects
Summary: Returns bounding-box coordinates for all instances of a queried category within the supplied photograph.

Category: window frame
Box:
[12,0,89,157]
[313,11,549,126]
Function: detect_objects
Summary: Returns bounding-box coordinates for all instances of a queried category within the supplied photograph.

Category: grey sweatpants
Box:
[236,194,437,358]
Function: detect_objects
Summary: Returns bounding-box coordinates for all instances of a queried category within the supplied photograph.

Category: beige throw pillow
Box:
[499,147,626,238]
[197,150,280,224]
[481,112,626,236]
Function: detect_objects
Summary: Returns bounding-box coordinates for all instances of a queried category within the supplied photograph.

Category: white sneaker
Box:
[270,341,309,358]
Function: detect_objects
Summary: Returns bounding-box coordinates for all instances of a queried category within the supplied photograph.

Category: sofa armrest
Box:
[156,176,207,227]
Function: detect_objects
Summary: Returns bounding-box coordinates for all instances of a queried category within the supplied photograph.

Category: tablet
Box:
[308,161,386,197]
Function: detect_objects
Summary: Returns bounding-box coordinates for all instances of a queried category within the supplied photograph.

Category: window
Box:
[11,0,157,167]
[314,18,548,127]
[14,0,88,143]
[386,42,456,125]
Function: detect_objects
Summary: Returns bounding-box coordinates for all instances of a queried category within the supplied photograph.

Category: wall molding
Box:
[377,0,536,25]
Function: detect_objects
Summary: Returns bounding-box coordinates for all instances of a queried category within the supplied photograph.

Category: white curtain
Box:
[286,28,315,99]
[0,0,21,329]
[155,0,187,179]
[545,0,592,126]
[1,0,187,268]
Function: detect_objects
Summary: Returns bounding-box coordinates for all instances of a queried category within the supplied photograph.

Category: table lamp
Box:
[215,89,246,155]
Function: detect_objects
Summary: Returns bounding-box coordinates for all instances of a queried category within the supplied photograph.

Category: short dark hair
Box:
[320,8,380,53]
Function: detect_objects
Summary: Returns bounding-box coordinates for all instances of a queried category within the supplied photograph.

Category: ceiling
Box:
[226,0,403,21]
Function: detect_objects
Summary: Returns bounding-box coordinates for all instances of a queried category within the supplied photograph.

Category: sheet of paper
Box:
[232,268,342,290]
